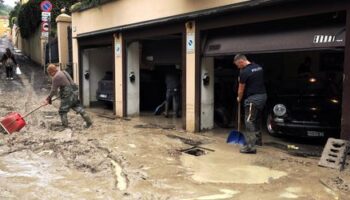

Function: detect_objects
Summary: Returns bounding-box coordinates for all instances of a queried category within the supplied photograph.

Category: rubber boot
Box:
[80,112,92,128]
[240,133,257,154]
[54,114,69,132]
[60,114,69,127]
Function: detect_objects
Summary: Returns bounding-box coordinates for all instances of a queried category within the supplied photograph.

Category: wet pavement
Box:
[0,37,349,199]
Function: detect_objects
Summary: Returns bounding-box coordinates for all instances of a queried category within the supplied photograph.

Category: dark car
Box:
[96,71,114,102]
[266,74,342,138]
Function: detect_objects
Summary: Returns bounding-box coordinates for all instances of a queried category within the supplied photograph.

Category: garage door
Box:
[204,24,345,56]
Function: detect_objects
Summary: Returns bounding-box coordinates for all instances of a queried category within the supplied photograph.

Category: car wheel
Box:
[266,114,279,137]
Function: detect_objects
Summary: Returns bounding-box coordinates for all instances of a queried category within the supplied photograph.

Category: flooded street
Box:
[0,39,349,199]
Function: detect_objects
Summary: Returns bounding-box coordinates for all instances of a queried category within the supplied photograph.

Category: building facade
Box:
[0,16,9,37]
[71,0,350,139]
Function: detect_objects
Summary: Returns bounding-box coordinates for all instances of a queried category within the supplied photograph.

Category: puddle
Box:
[279,187,302,199]
[183,189,240,200]
[181,149,287,184]
[0,150,121,199]
[0,151,63,187]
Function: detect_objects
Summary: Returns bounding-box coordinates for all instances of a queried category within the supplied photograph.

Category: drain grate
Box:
[181,146,214,156]
[319,138,349,170]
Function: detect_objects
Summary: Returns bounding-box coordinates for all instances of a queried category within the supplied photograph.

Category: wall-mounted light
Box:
[129,72,135,83]
[203,72,210,86]
[84,70,90,80]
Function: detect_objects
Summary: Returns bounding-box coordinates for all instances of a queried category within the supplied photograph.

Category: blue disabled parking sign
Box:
[40,1,53,12]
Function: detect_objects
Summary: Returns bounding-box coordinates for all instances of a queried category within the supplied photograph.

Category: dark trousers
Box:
[165,89,180,117]
[6,66,13,78]
[243,94,267,148]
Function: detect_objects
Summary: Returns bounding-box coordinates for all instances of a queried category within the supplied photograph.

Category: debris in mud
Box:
[167,149,182,157]
[0,105,14,111]
[264,141,321,157]
[134,123,175,130]
[1,134,114,174]
[110,159,128,190]
[98,113,117,120]
[166,134,204,146]
[320,177,350,194]
[279,157,312,166]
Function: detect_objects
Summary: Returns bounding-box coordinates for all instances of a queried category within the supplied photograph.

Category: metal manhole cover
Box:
[181,146,214,156]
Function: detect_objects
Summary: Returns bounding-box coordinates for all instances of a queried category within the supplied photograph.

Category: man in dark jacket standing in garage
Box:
[234,54,267,154]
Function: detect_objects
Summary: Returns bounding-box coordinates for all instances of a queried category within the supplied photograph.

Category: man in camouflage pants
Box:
[44,64,92,129]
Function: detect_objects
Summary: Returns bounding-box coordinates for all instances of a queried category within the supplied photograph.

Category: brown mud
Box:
[0,53,349,200]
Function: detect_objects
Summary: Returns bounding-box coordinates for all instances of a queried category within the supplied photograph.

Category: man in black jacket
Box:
[1,48,19,80]
[234,54,267,154]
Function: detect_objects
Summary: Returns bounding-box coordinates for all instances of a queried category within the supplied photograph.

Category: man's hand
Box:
[44,97,52,105]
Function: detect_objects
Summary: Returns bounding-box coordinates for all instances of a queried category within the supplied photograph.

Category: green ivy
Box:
[16,0,80,39]
[71,0,114,12]
[17,0,41,39]
[9,3,20,28]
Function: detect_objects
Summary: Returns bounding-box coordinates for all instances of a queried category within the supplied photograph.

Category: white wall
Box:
[201,57,214,130]
[127,42,140,116]
[72,0,248,36]
[82,46,113,106]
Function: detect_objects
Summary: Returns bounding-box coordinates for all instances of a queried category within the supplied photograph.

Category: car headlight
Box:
[273,104,287,117]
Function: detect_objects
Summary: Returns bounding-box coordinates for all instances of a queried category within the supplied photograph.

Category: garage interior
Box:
[139,36,182,113]
[202,12,345,146]
[81,46,114,110]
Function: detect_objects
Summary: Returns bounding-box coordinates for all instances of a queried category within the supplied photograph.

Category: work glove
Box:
[46,96,52,105]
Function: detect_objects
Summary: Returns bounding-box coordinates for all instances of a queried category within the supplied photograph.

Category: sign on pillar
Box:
[187,33,195,54]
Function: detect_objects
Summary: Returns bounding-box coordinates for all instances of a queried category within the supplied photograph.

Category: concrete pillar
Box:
[81,50,90,107]
[201,57,214,130]
[127,42,140,116]
[114,33,125,117]
[185,21,200,132]
[40,38,46,67]
[56,14,72,69]
[72,38,79,85]
[341,9,350,140]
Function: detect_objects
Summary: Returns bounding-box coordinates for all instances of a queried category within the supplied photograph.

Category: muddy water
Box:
[0,51,349,199]
[180,144,287,184]
[0,150,121,199]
